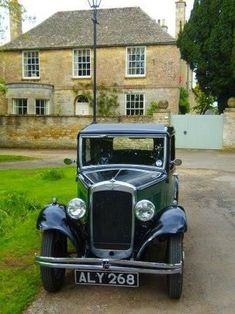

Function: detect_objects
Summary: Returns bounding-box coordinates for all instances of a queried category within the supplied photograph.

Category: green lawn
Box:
[0,155,37,162]
[0,166,76,314]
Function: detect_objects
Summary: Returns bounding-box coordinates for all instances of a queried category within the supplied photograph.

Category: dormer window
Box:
[126,46,146,77]
[22,51,40,79]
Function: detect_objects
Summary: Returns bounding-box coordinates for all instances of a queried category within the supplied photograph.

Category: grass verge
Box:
[0,155,37,162]
[0,166,76,314]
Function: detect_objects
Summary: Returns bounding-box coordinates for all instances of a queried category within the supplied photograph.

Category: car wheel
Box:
[40,230,67,292]
[167,234,183,299]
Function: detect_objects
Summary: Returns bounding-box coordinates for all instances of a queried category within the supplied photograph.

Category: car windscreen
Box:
[81,135,166,168]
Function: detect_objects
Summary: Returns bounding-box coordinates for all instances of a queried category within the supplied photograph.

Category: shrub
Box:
[147,101,159,115]
[179,87,190,114]
[40,169,65,181]
[193,85,216,114]
[0,78,7,94]
[1,191,40,215]
[0,192,41,236]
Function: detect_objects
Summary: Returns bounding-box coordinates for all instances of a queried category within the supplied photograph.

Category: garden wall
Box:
[1,109,234,149]
[223,109,235,149]
[0,110,170,148]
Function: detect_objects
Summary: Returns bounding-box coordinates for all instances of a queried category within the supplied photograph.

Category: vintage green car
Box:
[36,123,187,298]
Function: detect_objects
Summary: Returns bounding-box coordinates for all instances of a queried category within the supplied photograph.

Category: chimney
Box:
[9,0,22,41]
[175,0,186,39]
[157,19,168,33]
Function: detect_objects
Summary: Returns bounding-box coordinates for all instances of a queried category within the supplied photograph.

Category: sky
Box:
[17,0,194,38]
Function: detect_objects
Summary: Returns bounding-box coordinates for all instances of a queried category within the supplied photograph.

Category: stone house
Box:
[0,5,186,117]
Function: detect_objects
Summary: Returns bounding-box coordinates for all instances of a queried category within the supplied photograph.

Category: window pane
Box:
[125,94,144,116]
[74,49,91,77]
[127,46,145,76]
[35,99,48,115]
[13,99,28,115]
[23,51,39,78]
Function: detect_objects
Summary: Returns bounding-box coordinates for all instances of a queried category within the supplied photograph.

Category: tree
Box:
[0,1,22,92]
[177,0,235,113]
[0,0,11,7]
[179,87,190,114]
[1,1,34,94]
[193,84,215,114]
[0,0,26,18]
[0,0,24,42]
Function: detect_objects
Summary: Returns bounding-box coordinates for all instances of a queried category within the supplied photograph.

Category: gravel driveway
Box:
[1,148,235,314]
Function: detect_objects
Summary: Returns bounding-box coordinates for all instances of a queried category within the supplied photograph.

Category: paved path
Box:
[0,148,76,169]
[1,148,235,172]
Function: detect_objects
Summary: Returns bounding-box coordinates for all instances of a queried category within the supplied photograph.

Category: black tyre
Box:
[40,230,67,292]
[167,234,183,299]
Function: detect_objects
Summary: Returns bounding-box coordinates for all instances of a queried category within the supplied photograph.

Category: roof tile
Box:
[2,7,175,50]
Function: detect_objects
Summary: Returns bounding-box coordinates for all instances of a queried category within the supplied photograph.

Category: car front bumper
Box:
[36,256,182,275]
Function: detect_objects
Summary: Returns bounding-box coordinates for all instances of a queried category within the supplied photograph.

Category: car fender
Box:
[136,206,187,259]
[36,203,75,245]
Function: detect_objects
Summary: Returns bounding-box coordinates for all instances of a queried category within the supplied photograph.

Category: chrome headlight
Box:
[135,200,155,222]
[67,198,86,219]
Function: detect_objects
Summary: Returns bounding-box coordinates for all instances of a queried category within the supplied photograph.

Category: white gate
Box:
[171,115,224,149]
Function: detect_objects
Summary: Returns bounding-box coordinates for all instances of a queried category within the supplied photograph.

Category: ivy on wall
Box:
[73,82,120,116]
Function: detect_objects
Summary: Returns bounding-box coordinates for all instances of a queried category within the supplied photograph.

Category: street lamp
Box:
[88,0,101,123]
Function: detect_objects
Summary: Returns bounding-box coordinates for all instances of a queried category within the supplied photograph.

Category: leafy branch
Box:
[0,79,7,93]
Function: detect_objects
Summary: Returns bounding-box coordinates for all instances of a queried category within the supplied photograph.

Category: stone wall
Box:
[0,94,7,114]
[0,111,170,148]
[1,109,233,149]
[223,109,235,148]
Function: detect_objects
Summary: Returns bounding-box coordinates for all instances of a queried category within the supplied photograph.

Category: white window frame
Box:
[126,46,146,77]
[22,50,40,79]
[12,98,28,115]
[125,93,145,115]
[35,99,49,115]
[73,49,91,78]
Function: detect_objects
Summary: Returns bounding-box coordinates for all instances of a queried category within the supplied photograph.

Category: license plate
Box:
[75,270,139,287]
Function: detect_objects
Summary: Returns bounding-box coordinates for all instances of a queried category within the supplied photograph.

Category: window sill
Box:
[10,113,28,116]
[10,113,50,116]
[125,75,146,79]
[72,76,91,80]
[22,77,40,80]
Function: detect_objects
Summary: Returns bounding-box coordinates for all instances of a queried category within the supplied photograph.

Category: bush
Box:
[0,78,7,94]
[179,87,190,114]
[0,192,41,236]
[193,85,216,114]
[147,101,159,115]
[40,169,65,181]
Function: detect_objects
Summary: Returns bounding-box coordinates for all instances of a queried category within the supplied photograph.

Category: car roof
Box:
[79,123,174,135]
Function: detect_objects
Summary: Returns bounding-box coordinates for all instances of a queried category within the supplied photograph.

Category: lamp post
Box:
[88,0,101,123]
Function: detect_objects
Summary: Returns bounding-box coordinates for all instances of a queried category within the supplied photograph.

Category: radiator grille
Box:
[92,190,133,250]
